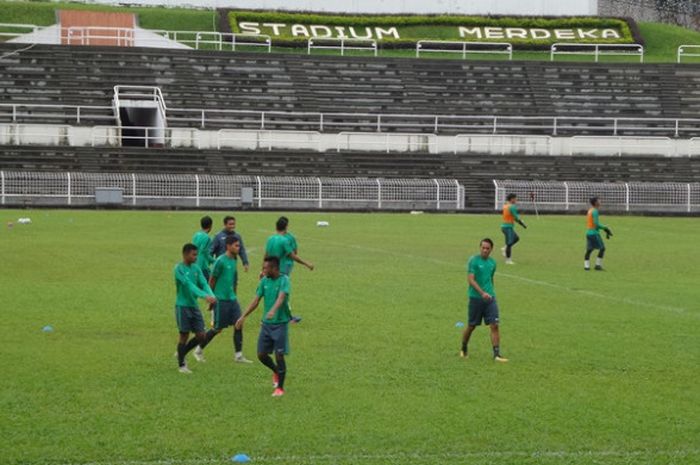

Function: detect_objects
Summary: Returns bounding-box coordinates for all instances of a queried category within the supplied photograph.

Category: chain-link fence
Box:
[0,171,464,211]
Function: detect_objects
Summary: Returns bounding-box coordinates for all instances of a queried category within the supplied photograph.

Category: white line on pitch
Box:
[299,235,689,315]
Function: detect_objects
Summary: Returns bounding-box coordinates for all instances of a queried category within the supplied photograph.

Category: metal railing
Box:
[90,125,198,148]
[569,136,675,157]
[493,179,699,213]
[453,134,553,155]
[64,26,135,46]
[0,22,40,38]
[0,170,464,210]
[217,129,322,151]
[307,37,378,56]
[335,132,438,153]
[677,44,700,63]
[416,40,513,60]
[550,43,644,63]
[5,103,700,138]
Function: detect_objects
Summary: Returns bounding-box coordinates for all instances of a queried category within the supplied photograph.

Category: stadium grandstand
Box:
[1,1,700,212]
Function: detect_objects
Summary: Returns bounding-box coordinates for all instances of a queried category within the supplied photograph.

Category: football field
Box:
[2,209,699,465]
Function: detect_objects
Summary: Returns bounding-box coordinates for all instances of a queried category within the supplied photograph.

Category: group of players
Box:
[173,215,313,397]
[460,194,614,362]
[172,196,613,393]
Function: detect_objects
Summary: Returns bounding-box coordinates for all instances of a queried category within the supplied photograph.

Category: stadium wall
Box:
[63,0,598,16]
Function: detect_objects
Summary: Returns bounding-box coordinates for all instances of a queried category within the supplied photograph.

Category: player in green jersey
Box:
[174,243,217,374]
[196,236,252,363]
[585,197,613,271]
[460,238,508,363]
[192,216,214,281]
[236,256,292,397]
[264,217,314,276]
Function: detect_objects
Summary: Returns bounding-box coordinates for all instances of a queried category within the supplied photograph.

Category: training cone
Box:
[455,321,465,328]
[231,454,251,463]
[42,325,54,333]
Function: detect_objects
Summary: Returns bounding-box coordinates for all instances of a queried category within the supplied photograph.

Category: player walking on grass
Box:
[265,216,313,323]
[460,238,508,363]
[174,243,216,374]
[585,197,613,271]
[195,236,253,364]
[192,216,214,281]
[211,216,250,273]
[501,193,527,265]
[236,256,292,397]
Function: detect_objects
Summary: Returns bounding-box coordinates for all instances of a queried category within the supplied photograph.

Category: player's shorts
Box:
[175,306,205,333]
[586,233,605,251]
[468,297,500,326]
[501,226,519,246]
[257,322,289,355]
[213,299,241,330]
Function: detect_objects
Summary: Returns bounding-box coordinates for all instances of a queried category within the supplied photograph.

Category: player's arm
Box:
[237,234,250,271]
[594,211,613,237]
[468,273,492,301]
[511,205,527,228]
[196,267,216,299]
[290,251,314,270]
[265,290,288,321]
[176,267,216,304]
[235,295,261,329]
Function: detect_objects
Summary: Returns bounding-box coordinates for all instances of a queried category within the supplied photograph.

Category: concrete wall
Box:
[64,0,598,15]
[2,124,699,157]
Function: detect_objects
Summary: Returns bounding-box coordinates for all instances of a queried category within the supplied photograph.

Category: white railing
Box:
[307,37,377,56]
[569,136,674,157]
[493,179,700,213]
[453,134,552,155]
[192,31,271,52]
[5,103,700,138]
[416,40,513,60]
[90,126,198,148]
[217,129,322,151]
[550,43,644,63]
[64,26,134,46]
[677,44,700,63]
[335,132,438,153]
[0,22,40,38]
[0,171,464,210]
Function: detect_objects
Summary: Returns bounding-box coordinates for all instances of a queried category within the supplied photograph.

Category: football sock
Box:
[184,336,200,356]
[584,260,590,269]
[258,354,277,373]
[493,346,500,357]
[275,355,287,389]
[506,246,512,258]
[199,329,218,349]
[177,343,186,367]
[233,329,243,353]
[596,257,603,267]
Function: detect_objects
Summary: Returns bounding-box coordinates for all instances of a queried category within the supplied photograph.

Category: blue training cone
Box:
[455,321,465,328]
[42,325,54,333]
[232,454,251,463]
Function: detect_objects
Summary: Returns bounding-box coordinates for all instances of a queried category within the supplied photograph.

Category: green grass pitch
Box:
[1,209,699,465]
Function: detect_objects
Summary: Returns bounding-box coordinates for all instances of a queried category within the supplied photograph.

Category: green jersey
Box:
[192,230,214,272]
[586,208,606,236]
[265,234,295,275]
[174,262,213,307]
[256,274,291,324]
[467,254,497,299]
[211,254,238,301]
[284,232,298,275]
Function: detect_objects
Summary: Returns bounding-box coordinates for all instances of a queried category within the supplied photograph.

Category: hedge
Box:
[223,10,639,49]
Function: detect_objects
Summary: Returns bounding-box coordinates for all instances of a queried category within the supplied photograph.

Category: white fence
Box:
[550,43,644,62]
[493,179,700,213]
[0,171,464,210]
[415,40,513,60]
[5,103,700,138]
[307,38,377,56]
[677,45,700,63]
